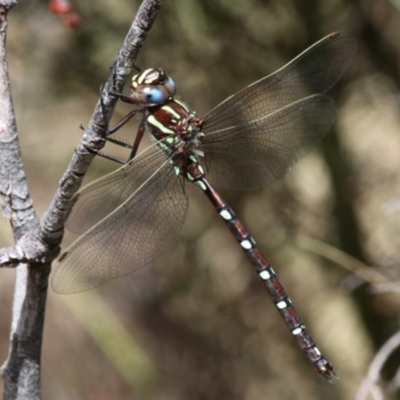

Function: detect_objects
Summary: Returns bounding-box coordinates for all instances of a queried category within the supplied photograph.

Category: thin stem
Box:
[0,1,47,399]
[41,0,166,245]
[356,330,400,400]
[0,1,165,398]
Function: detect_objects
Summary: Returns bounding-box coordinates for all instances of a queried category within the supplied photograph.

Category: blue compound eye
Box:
[165,76,176,93]
[142,86,167,104]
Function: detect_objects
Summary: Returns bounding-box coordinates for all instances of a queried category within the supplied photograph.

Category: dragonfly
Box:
[52,32,357,381]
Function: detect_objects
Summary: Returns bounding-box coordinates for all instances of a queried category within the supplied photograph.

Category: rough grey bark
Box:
[0,1,45,399]
[0,0,165,398]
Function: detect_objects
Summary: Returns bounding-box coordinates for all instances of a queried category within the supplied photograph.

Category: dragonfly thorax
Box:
[146,98,204,155]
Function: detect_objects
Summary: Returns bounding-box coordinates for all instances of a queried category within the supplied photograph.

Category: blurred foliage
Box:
[1,0,400,399]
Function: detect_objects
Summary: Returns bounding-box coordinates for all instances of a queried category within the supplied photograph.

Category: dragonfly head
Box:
[129,68,176,106]
[110,68,176,106]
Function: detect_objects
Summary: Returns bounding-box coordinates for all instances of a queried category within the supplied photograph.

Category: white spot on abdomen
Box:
[240,240,252,250]
[292,327,303,335]
[220,210,232,220]
[259,270,271,280]
[276,300,288,309]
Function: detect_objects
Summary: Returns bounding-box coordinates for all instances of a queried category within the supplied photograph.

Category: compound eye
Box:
[142,86,168,104]
[164,76,176,96]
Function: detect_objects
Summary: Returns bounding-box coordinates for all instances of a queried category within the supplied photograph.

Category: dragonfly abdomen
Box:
[190,170,337,381]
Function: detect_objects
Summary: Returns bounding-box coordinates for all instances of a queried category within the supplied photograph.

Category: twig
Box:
[41,0,165,247]
[0,0,165,398]
[295,235,395,291]
[0,1,46,399]
[356,330,400,400]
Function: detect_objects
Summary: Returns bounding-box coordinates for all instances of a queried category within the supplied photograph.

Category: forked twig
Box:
[0,1,165,398]
[356,330,400,400]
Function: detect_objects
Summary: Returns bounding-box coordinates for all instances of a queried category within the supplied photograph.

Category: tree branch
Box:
[40,0,166,247]
[0,1,46,398]
[0,0,165,398]
[356,330,400,400]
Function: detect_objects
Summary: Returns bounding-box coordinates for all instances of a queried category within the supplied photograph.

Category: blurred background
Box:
[1,0,400,399]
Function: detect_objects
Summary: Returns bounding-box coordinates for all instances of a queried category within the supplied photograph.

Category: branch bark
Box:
[0,0,165,398]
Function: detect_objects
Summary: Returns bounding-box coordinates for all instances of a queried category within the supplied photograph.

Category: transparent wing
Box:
[200,32,356,189]
[66,145,168,234]
[52,145,189,294]
[200,95,336,189]
[202,32,356,134]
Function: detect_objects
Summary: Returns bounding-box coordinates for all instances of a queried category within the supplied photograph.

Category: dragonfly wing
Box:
[52,147,189,293]
[66,145,168,234]
[202,32,356,133]
[200,94,336,189]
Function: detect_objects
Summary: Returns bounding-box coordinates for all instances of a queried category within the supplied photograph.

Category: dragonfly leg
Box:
[107,109,139,136]
[128,119,146,161]
[105,136,134,149]
[87,148,126,165]
[90,113,148,164]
